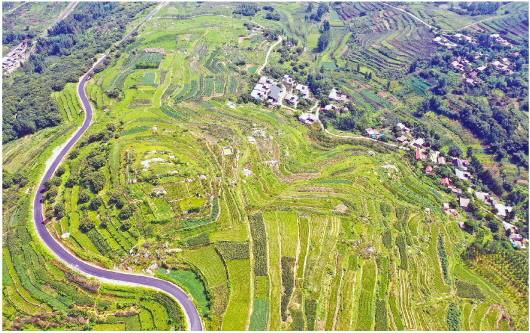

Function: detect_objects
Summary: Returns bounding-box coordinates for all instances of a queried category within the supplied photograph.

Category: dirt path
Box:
[257,36,283,75]
[456,16,497,31]
[324,128,399,149]
[381,2,435,30]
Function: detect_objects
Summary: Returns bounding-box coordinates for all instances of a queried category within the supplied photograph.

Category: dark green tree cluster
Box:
[233,4,259,16]
[3,2,151,143]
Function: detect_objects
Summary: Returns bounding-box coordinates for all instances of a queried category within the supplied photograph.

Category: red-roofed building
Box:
[441,177,451,187]
[415,148,426,161]
[425,165,433,174]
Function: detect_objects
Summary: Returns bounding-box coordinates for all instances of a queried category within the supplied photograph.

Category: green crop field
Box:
[2,1,528,331]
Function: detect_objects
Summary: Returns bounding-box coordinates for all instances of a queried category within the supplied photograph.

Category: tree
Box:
[78,190,90,204]
[54,203,66,220]
[108,191,125,209]
[56,166,66,177]
[463,219,480,233]
[89,197,103,211]
[233,4,259,16]
[317,30,330,52]
[480,170,503,196]
[119,205,135,220]
[448,146,462,157]
[79,220,95,233]
[322,20,330,31]
[82,171,105,193]
[65,176,78,188]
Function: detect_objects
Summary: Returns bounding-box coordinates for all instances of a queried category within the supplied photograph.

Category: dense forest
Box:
[2,2,152,143]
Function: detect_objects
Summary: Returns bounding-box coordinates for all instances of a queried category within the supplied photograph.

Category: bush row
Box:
[249,214,269,276]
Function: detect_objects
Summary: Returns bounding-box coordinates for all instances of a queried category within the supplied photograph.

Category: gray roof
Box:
[270,85,283,101]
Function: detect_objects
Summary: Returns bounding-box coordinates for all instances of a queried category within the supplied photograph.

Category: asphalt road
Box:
[32,8,203,329]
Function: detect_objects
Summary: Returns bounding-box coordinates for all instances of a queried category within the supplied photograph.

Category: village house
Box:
[323,104,337,112]
[328,88,348,102]
[267,84,286,106]
[476,64,487,72]
[396,135,408,144]
[295,83,310,99]
[298,113,318,125]
[415,148,427,161]
[283,74,295,85]
[144,48,166,55]
[284,93,299,107]
[475,191,490,203]
[455,169,471,181]
[429,150,440,164]
[459,197,470,210]
[251,83,269,100]
[490,33,512,47]
[437,156,446,165]
[425,165,433,174]
[411,137,425,148]
[501,222,527,249]
[451,60,465,72]
[433,35,457,48]
[494,202,513,218]
[453,158,469,171]
[396,122,410,132]
[491,59,512,74]
[450,186,463,194]
[365,128,381,139]
[452,33,475,44]
[441,177,452,187]
[2,41,30,74]
[443,202,459,217]
[502,221,518,234]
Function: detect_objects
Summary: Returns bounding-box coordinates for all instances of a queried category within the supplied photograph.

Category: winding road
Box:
[32,3,203,331]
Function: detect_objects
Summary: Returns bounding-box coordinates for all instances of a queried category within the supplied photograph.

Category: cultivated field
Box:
[2,2,528,331]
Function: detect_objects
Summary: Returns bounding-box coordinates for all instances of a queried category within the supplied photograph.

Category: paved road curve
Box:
[32,6,203,331]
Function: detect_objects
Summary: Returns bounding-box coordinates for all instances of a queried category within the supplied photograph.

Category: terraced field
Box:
[335,2,436,79]
[27,3,527,331]
[3,2,528,331]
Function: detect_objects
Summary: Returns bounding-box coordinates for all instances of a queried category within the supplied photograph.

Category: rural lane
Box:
[32,3,204,331]
[257,35,283,75]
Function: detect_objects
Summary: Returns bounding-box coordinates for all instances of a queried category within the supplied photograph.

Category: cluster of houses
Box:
[433,35,458,49]
[318,87,351,114]
[449,54,514,85]
[489,33,513,48]
[2,41,30,74]
[432,32,517,85]
[251,75,311,108]
[364,121,527,249]
[434,32,513,49]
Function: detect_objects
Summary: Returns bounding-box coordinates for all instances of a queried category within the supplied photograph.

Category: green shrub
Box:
[447,303,461,330]
[438,235,449,282]
[382,230,392,249]
[250,214,268,276]
[280,256,295,321]
[455,280,485,300]
[185,233,210,248]
[374,299,388,330]
[396,234,408,270]
[305,298,317,330]
[215,241,249,261]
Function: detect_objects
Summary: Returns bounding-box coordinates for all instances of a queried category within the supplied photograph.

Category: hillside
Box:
[2,2,528,331]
